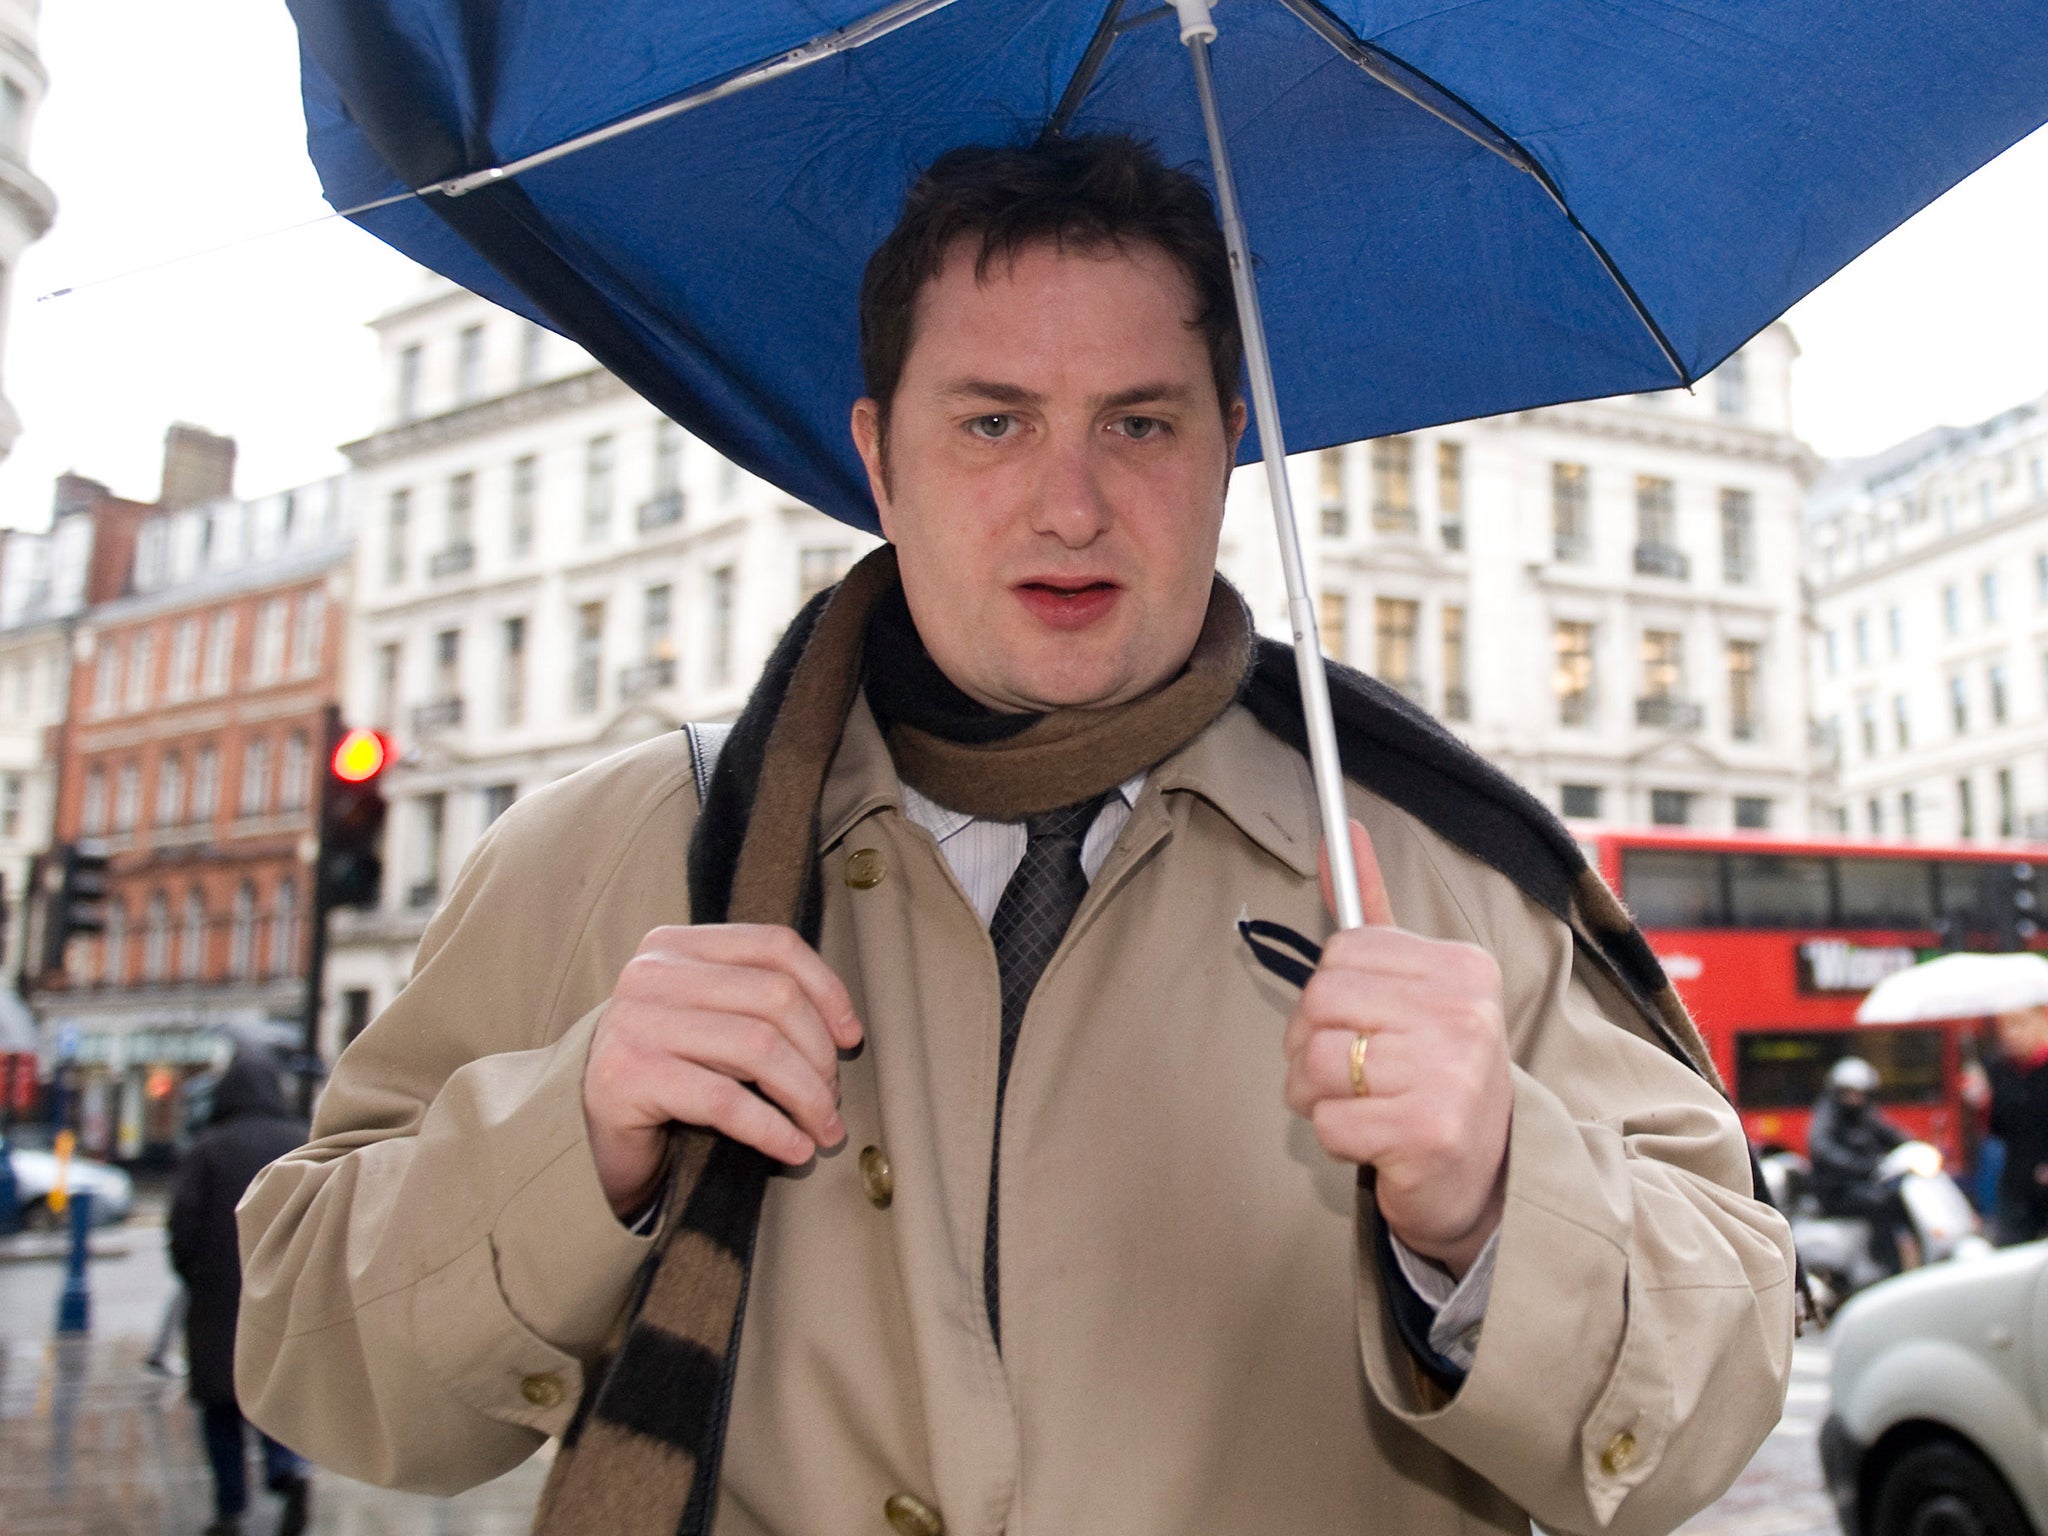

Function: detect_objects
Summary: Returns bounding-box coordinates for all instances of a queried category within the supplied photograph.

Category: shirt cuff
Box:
[1388,1228,1500,1374]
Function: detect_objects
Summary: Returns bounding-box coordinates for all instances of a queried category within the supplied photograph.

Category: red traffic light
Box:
[332,729,390,783]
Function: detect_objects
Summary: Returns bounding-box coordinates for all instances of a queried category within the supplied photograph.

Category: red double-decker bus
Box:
[1580,829,2046,1166]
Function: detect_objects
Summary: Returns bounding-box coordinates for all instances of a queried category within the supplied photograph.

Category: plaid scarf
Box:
[530,545,1720,1536]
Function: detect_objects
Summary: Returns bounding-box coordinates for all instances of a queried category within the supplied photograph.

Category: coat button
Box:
[858,1145,894,1209]
[520,1373,564,1409]
[1600,1429,1638,1475]
[845,848,887,888]
[883,1492,944,1536]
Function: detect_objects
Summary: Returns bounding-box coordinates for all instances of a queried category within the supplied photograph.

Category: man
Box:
[1980,1007,2048,1244]
[1806,1055,1911,1275]
[170,1045,312,1536]
[238,136,1793,1536]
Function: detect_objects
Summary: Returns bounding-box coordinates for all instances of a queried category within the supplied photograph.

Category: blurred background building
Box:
[1808,392,2048,842]
[0,0,54,464]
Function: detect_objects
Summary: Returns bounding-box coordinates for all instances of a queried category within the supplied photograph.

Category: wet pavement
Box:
[1,1204,1839,1536]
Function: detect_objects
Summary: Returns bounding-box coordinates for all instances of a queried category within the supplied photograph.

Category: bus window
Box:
[1622,849,1726,927]
[1734,1027,1946,1110]
[1727,855,1833,928]
[1935,861,2004,944]
[1836,857,1938,929]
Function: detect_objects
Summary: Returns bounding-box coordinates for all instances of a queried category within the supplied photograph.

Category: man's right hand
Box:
[583,924,865,1218]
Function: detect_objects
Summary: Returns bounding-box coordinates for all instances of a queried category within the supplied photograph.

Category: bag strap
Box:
[683,721,732,807]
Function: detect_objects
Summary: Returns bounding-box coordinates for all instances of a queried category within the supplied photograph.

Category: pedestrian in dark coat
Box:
[1987,1008,2048,1245]
[169,1046,312,1535]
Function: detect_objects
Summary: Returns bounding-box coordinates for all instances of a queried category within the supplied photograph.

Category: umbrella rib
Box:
[421,0,968,200]
[1050,0,1130,137]
[1271,0,1691,387]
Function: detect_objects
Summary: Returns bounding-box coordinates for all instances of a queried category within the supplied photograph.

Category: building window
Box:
[1950,675,1968,734]
[1319,590,1349,663]
[1554,621,1595,726]
[204,612,236,694]
[509,455,537,557]
[433,628,462,705]
[1642,629,1684,700]
[654,418,684,497]
[271,878,298,976]
[1442,605,1468,721]
[1893,695,1911,751]
[1319,448,1346,538]
[1868,797,1884,836]
[281,732,310,812]
[1859,700,1878,758]
[1887,605,1903,658]
[1437,442,1464,550]
[1823,629,1838,677]
[143,891,170,982]
[708,567,736,686]
[1734,796,1772,830]
[104,899,127,987]
[583,435,615,541]
[500,617,527,728]
[125,632,155,713]
[397,344,422,421]
[572,602,605,714]
[1371,438,1415,533]
[292,589,327,677]
[643,584,673,663]
[93,639,122,717]
[386,489,411,585]
[254,599,289,686]
[1650,789,1693,827]
[82,765,108,835]
[1900,790,1917,840]
[1998,767,2017,838]
[1719,489,1754,584]
[191,748,218,825]
[1552,463,1589,562]
[1560,784,1602,820]
[1943,583,1961,636]
[1714,350,1747,418]
[445,472,475,557]
[0,771,18,839]
[482,783,517,827]
[155,754,184,828]
[342,988,374,1048]
[230,882,256,980]
[1990,662,2009,725]
[1983,569,2001,625]
[456,324,484,405]
[169,618,200,700]
[1958,777,1976,839]
[798,547,853,606]
[519,322,546,386]
[1374,598,1418,690]
[1635,476,1681,575]
[1853,612,1870,667]
[115,761,141,833]
[181,890,205,980]
[239,737,271,818]
[1726,640,1760,741]
[413,794,446,907]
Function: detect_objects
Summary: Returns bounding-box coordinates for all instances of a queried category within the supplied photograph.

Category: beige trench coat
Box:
[238,700,1795,1536]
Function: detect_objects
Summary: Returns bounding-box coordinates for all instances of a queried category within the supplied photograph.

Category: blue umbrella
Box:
[286,0,2048,919]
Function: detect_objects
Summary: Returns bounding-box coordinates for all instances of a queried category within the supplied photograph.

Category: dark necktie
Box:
[983,794,1107,1349]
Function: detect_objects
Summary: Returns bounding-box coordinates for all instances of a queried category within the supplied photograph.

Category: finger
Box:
[668,1009,846,1149]
[1282,964,1456,1058]
[659,1059,818,1166]
[1318,818,1395,929]
[640,923,862,1048]
[621,952,841,1085]
[1308,1094,1402,1168]
[1283,1026,1419,1113]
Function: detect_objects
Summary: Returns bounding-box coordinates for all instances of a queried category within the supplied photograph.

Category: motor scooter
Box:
[1758,1140,1993,1317]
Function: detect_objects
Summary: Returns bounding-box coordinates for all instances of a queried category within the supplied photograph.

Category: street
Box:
[0,1200,1836,1536]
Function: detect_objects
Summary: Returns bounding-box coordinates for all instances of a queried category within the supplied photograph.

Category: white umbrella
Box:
[1854,951,2048,1025]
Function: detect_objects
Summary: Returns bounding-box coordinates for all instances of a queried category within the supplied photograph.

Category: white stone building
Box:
[323,283,877,1052]
[0,0,54,461]
[1219,323,1818,834]
[1807,392,2048,844]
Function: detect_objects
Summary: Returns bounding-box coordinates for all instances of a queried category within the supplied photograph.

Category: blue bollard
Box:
[55,1189,93,1335]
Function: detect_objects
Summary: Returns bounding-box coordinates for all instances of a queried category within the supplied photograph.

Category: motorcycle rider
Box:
[1808,1056,1913,1276]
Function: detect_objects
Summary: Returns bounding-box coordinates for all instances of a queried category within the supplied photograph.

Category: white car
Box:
[1824,1240,2047,1536]
[6,1143,135,1229]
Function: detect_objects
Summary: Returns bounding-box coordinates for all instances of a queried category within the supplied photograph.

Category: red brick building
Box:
[32,429,353,1162]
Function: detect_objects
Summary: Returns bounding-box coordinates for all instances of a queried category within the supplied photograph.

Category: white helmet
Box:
[1827,1056,1881,1095]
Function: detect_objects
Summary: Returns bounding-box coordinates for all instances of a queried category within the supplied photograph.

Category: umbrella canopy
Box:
[287,0,2048,533]
[1854,951,2048,1027]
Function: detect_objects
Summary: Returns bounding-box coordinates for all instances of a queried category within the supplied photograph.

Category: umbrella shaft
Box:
[1181,11,1364,931]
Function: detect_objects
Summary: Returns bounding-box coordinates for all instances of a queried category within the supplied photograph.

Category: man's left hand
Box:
[1282,819,1512,1278]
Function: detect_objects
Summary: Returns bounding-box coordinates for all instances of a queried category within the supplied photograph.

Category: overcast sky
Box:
[1,0,2044,530]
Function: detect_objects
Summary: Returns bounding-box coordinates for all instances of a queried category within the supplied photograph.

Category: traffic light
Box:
[319,725,389,910]
[41,842,111,976]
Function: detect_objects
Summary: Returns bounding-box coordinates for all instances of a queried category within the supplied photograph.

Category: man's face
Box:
[852,237,1244,712]
[1996,1006,2048,1056]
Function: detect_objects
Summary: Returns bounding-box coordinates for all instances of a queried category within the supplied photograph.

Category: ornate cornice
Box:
[342,368,636,468]
[1512,400,1819,479]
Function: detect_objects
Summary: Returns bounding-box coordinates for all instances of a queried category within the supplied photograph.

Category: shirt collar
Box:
[898,773,1146,845]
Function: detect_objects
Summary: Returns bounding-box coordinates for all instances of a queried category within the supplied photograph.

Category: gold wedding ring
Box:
[1348,1031,1371,1097]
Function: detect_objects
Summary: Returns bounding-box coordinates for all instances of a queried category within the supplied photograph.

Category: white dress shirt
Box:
[898,776,1497,1372]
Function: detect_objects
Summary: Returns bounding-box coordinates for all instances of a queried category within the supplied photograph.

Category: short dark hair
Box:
[859,134,1243,427]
